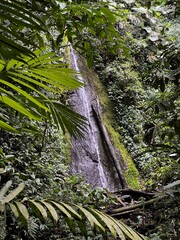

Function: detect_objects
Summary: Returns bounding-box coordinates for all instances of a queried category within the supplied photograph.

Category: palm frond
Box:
[47,102,87,138]
[0,182,147,239]
[0,50,87,138]
[2,183,25,204]
[0,0,47,58]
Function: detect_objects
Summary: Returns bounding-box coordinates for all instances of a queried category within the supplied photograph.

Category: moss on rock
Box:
[91,72,141,189]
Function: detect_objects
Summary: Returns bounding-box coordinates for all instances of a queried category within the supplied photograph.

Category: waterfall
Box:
[70,47,126,191]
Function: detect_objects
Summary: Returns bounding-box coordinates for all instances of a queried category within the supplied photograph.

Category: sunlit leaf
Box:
[28,200,47,222]
[15,201,29,225]
[2,183,25,204]
[40,201,59,223]
[0,121,18,133]
[50,201,72,219]
[74,205,105,232]
[8,203,19,218]
[0,181,12,201]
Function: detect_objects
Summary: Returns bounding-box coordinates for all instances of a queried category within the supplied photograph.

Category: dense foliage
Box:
[83,0,180,189]
[0,0,179,239]
[79,0,180,239]
[0,0,148,239]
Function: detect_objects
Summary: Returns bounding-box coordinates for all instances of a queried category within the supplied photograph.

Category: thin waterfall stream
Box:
[70,47,126,191]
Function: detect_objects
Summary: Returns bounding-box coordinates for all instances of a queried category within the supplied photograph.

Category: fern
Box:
[27,217,39,240]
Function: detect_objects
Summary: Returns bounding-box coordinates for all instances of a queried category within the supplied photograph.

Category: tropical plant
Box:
[0,0,89,137]
[0,0,128,137]
[0,181,147,240]
[82,1,179,238]
[0,0,125,61]
[0,49,87,137]
[89,0,180,185]
[0,0,149,239]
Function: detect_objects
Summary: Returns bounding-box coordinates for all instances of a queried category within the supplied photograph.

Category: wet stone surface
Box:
[70,47,124,192]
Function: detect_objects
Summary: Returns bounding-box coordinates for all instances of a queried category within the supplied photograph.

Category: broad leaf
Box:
[0,181,12,201]
[40,201,59,223]
[74,205,105,232]
[0,95,41,121]
[15,201,29,225]
[8,203,19,218]
[50,201,72,219]
[2,183,25,204]
[28,200,47,222]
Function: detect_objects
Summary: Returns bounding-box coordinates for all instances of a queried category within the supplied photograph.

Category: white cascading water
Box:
[70,46,109,188]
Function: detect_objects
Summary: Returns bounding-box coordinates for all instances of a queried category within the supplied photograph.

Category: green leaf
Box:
[0,26,34,50]
[29,69,82,89]
[0,79,50,112]
[6,59,19,71]
[48,102,87,138]
[8,203,19,217]
[0,95,41,121]
[15,201,29,225]
[118,221,146,240]
[10,77,50,101]
[77,221,88,239]
[2,183,25,204]
[27,52,60,66]
[87,53,93,68]
[75,205,105,232]
[88,209,146,240]
[50,201,72,219]
[101,7,117,23]
[48,104,64,131]
[0,181,13,201]
[9,72,58,93]
[0,121,18,133]
[0,0,46,30]
[0,34,34,58]
[89,209,117,238]
[0,60,5,72]
[40,201,59,223]
[60,202,82,220]
[65,217,79,235]
[116,220,140,240]
[28,200,48,222]
[0,10,42,31]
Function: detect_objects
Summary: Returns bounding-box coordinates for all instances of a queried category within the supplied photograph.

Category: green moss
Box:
[119,143,140,189]
[91,72,141,189]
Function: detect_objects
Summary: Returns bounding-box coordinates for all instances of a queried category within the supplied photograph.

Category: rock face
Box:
[70,48,127,192]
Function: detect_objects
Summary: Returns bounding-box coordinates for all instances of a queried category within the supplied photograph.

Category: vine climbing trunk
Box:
[70,47,127,191]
